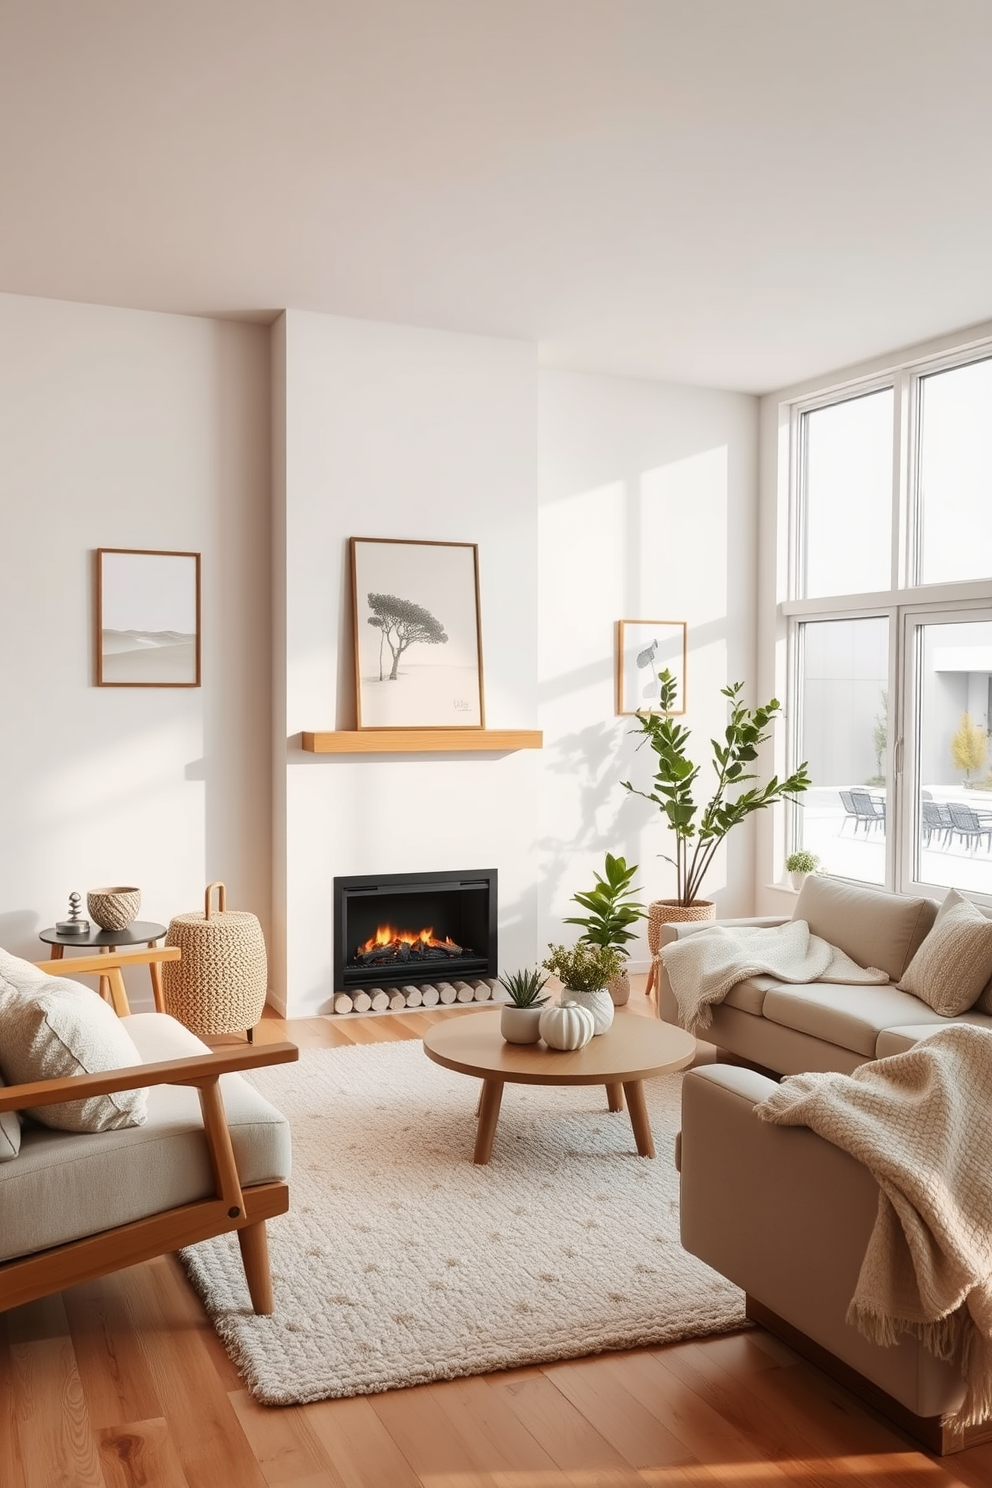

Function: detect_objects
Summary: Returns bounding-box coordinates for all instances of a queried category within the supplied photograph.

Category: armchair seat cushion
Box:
[0,1013,291,1264]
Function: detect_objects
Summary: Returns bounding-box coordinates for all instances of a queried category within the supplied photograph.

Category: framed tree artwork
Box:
[96,549,201,687]
[616,619,687,715]
[350,538,485,728]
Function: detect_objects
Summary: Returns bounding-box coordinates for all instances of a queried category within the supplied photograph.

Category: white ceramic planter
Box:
[561,987,614,1035]
[790,871,808,891]
[500,1004,544,1044]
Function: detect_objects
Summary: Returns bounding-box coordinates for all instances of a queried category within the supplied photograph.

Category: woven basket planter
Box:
[646,898,715,953]
[162,882,268,1038]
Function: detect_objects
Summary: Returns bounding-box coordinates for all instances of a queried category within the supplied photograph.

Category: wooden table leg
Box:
[622,1079,655,1158]
[98,945,112,1004]
[50,945,65,960]
[148,948,165,1012]
[645,956,657,998]
[605,1083,624,1112]
[474,1079,504,1164]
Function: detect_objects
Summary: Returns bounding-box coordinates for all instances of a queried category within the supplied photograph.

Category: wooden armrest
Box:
[0,1040,298,1114]
[33,946,181,976]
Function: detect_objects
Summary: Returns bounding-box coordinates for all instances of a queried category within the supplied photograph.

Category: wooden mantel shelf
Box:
[301,729,543,755]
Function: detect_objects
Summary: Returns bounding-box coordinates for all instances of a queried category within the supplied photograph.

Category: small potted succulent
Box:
[497,967,550,1044]
[564,853,644,1007]
[542,942,623,1035]
[785,850,820,891]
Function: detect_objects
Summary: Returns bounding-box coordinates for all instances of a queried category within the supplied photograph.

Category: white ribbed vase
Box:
[561,987,614,1035]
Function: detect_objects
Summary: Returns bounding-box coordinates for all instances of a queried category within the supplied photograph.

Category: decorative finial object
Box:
[55,891,90,936]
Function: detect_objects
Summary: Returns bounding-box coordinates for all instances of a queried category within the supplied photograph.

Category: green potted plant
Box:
[542,942,623,1035]
[785,850,820,891]
[496,967,550,1044]
[622,668,811,929]
[563,852,645,1007]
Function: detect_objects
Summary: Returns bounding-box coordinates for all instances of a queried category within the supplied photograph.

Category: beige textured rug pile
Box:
[181,1039,746,1404]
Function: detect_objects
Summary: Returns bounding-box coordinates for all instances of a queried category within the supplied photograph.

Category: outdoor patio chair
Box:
[947,803,992,852]
[838,790,860,834]
[849,788,885,835]
[921,799,953,848]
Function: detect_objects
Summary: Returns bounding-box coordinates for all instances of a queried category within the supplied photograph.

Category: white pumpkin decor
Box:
[538,1001,596,1051]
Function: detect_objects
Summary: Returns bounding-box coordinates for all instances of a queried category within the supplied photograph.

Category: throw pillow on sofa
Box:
[0,947,148,1133]
[898,889,992,1017]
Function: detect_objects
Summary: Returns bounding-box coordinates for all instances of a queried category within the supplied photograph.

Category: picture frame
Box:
[95,549,201,687]
[616,619,687,715]
[351,537,484,729]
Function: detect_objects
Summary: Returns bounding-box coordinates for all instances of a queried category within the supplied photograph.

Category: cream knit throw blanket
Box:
[756,1025,992,1428]
[661,919,888,1033]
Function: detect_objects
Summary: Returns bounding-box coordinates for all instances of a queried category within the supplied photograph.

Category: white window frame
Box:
[780,338,992,903]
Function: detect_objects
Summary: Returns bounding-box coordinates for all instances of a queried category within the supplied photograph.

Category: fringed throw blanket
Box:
[756,1025,992,1428]
[661,919,888,1033]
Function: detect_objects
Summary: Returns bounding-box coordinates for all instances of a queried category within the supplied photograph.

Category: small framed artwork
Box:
[351,537,484,728]
[616,619,687,715]
[96,549,201,687]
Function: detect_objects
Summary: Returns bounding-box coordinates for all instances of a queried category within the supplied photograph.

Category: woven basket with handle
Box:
[162,882,268,1038]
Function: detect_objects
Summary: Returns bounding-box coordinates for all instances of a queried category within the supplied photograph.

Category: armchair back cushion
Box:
[791,876,936,982]
[0,949,147,1132]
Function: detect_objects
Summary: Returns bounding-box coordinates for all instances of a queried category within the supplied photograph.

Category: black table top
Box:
[38,921,167,949]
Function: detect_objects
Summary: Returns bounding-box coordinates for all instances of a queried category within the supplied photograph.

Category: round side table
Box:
[38,922,168,1009]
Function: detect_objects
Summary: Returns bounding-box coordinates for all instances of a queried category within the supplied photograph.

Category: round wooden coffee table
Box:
[422,1010,696,1164]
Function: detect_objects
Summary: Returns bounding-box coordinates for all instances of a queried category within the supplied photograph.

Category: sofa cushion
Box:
[876,1011,992,1058]
[0,1012,291,1264]
[0,1074,20,1161]
[791,876,935,982]
[723,975,778,1017]
[761,982,950,1058]
[898,888,992,1016]
[0,949,147,1132]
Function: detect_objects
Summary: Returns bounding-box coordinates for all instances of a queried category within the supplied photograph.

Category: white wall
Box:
[275,311,539,1016]
[537,369,760,965]
[0,292,272,1006]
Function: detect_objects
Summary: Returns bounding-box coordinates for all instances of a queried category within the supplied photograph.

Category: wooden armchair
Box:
[0,945,296,1315]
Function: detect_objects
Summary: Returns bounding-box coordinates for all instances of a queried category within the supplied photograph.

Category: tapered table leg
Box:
[622,1079,655,1158]
[474,1078,504,1164]
[605,1083,624,1112]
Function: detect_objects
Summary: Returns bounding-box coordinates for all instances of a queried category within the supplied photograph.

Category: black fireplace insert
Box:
[333,868,497,991]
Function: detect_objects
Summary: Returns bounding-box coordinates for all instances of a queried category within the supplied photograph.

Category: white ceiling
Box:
[3,0,992,393]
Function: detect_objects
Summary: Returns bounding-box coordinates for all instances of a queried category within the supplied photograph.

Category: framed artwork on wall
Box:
[95,549,201,687]
[350,537,485,728]
[616,619,687,715]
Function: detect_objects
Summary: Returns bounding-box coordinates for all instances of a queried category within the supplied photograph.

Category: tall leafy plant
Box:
[622,669,811,907]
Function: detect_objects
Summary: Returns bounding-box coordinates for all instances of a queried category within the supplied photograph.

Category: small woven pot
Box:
[607,969,631,1007]
[162,882,267,1037]
[87,886,141,932]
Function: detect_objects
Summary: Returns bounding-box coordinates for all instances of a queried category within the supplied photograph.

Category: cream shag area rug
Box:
[180,1039,746,1405]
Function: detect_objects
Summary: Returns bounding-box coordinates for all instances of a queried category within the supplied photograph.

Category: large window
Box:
[801,390,893,598]
[787,346,992,903]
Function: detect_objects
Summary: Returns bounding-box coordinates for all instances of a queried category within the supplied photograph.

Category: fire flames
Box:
[356,924,460,957]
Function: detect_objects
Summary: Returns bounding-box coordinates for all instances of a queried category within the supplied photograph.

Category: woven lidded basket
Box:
[162,882,267,1037]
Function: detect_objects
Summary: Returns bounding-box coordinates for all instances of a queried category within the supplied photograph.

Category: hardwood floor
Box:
[4,986,992,1487]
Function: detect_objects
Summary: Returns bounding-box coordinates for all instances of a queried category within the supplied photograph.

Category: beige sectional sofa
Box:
[667,876,992,1451]
[656,874,992,1074]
